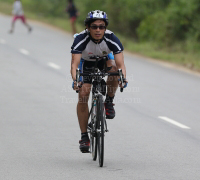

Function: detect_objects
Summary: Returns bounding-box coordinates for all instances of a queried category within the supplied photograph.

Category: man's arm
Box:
[114,52,126,78]
[70,53,82,81]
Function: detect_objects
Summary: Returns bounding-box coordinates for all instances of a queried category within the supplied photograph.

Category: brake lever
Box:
[118,69,124,92]
[76,68,81,93]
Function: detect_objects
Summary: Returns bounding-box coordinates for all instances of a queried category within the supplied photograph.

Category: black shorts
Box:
[79,59,106,84]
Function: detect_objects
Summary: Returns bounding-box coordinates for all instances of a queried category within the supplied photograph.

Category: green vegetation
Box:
[0,0,200,71]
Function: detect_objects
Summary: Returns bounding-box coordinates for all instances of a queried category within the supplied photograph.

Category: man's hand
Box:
[118,78,128,88]
[72,80,83,92]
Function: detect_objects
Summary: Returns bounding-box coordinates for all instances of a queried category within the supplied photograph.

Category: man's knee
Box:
[78,90,90,104]
[109,64,117,72]
[107,60,117,72]
[78,97,89,104]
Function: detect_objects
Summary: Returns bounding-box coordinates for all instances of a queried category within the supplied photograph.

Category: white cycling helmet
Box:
[84,10,109,26]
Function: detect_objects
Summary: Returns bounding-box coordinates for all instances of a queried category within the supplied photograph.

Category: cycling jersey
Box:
[71,29,124,61]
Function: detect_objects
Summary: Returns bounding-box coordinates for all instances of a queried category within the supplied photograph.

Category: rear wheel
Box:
[97,95,104,167]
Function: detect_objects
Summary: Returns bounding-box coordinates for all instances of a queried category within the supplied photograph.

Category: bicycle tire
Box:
[90,98,97,161]
[97,95,104,167]
[90,124,97,161]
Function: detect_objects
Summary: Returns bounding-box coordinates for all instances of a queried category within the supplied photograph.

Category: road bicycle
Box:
[76,56,125,167]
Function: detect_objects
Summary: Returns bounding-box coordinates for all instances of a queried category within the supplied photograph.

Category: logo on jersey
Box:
[102,51,107,55]
[88,52,93,55]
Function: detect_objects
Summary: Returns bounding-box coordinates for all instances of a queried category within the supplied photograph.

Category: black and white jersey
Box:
[71,29,124,61]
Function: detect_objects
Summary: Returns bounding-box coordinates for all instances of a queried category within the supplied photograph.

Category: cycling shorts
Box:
[79,58,114,84]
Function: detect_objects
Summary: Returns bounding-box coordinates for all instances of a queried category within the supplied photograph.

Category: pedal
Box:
[81,150,91,153]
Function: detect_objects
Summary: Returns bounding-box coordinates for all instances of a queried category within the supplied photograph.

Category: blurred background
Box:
[0,0,200,71]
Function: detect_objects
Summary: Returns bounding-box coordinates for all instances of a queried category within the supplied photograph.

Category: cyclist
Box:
[70,10,128,152]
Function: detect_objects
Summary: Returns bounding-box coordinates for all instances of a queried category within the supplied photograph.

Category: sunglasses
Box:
[90,25,106,30]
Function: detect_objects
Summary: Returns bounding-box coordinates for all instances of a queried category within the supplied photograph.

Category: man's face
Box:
[88,20,106,42]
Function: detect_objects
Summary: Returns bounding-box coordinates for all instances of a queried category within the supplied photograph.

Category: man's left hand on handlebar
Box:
[118,78,128,88]
[72,80,83,91]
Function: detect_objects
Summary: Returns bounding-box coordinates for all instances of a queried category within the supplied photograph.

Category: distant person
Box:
[9,0,32,34]
[66,0,78,35]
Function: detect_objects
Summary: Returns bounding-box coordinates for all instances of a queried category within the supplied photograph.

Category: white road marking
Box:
[0,39,6,44]
[19,48,29,55]
[48,62,61,70]
[158,116,191,129]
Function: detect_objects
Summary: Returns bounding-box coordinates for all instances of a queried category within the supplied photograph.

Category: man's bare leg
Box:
[77,83,91,133]
[9,22,15,33]
[71,21,76,35]
[77,83,91,151]
[106,60,118,97]
[105,60,118,119]
[23,21,32,32]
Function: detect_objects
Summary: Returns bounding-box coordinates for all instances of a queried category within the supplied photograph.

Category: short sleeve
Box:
[104,33,124,55]
[71,34,90,54]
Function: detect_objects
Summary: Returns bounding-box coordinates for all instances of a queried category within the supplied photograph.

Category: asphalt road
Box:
[1,14,200,180]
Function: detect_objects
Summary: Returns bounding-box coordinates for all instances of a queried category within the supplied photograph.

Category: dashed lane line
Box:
[158,116,191,129]
[19,48,30,55]
[48,62,61,70]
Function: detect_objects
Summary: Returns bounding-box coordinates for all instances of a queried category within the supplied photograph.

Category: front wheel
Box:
[97,95,104,167]
[90,124,97,161]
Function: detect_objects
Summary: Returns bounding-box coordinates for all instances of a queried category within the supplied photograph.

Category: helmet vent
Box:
[84,10,109,26]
